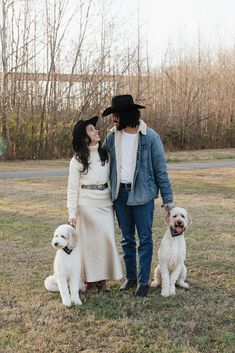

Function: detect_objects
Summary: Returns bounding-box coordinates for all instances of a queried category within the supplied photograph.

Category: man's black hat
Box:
[102,94,145,117]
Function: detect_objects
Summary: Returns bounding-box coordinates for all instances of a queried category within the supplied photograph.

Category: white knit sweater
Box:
[67,144,112,219]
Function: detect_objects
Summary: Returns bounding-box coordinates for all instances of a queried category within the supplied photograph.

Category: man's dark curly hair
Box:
[116,109,141,130]
[72,127,109,174]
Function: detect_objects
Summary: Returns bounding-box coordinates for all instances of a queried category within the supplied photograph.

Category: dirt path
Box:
[0,161,235,179]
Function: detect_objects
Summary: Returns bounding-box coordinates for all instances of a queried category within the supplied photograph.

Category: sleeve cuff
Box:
[161,202,174,210]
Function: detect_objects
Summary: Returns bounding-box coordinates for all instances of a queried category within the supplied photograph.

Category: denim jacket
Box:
[103,120,173,206]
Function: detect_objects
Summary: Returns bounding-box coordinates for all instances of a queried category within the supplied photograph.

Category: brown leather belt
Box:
[81,183,108,190]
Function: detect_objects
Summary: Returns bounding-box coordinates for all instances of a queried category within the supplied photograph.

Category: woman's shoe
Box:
[84,282,99,292]
[97,280,110,291]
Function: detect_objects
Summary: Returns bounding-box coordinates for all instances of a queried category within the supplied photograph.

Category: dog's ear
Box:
[67,228,78,249]
[187,212,192,225]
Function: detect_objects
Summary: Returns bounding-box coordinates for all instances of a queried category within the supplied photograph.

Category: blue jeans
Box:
[114,185,155,286]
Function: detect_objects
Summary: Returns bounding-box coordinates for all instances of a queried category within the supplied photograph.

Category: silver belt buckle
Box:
[97,184,103,190]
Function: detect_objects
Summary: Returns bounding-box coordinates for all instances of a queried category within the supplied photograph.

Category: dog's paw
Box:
[150,280,159,288]
[169,286,176,296]
[72,297,82,306]
[161,289,170,297]
[62,299,72,307]
[177,281,189,290]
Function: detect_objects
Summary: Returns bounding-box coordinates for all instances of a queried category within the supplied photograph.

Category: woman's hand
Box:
[68,218,76,227]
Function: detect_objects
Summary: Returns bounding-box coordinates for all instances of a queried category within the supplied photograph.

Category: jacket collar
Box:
[138,120,147,135]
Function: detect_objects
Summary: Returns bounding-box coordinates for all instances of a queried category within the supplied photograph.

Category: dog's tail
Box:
[78,280,85,292]
[44,275,59,292]
[150,265,161,288]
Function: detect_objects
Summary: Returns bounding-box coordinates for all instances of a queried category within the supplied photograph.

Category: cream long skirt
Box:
[77,205,123,282]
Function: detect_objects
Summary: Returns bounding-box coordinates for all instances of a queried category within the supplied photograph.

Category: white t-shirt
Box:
[120,131,138,183]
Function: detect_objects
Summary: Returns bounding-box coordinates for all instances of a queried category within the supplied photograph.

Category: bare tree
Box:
[0,0,10,153]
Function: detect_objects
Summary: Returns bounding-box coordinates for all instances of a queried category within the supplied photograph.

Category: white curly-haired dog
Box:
[151,207,191,297]
[44,224,82,307]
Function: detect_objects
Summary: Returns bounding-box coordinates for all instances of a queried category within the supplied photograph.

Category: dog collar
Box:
[63,246,73,255]
[170,226,184,237]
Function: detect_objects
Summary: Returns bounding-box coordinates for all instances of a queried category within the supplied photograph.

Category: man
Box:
[102,94,174,297]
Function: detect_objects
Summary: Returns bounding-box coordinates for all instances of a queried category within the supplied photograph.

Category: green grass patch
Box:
[0,164,235,353]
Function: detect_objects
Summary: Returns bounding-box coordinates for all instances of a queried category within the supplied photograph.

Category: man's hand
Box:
[162,202,174,213]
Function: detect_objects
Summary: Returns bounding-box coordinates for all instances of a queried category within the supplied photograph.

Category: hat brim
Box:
[83,116,99,127]
[102,104,145,117]
[73,116,99,137]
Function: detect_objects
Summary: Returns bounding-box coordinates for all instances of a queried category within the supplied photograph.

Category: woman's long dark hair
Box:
[72,128,109,174]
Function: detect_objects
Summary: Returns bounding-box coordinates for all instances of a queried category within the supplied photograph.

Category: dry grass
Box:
[0,163,235,353]
[0,159,70,172]
[166,148,235,163]
[0,148,234,172]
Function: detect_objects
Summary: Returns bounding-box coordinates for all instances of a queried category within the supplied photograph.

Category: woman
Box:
[67,116,122,291]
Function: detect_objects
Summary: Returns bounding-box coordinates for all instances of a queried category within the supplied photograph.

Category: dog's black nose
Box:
[54,242,58,246]
[176,220,183,226]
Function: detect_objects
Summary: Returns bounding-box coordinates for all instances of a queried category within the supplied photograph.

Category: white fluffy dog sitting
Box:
[151,207,191,297]
[44,224,82,307]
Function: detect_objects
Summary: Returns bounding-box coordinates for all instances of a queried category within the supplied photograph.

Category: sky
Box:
[121,0,235,63]
[10,0,235,69]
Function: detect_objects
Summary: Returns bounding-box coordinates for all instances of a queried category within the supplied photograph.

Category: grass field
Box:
[0,157,235,353]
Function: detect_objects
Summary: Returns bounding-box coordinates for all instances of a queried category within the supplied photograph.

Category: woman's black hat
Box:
[73,116,99,138]
[102,94,145,117]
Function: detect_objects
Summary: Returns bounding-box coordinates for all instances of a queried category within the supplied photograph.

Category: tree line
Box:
[1,0,235,160]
